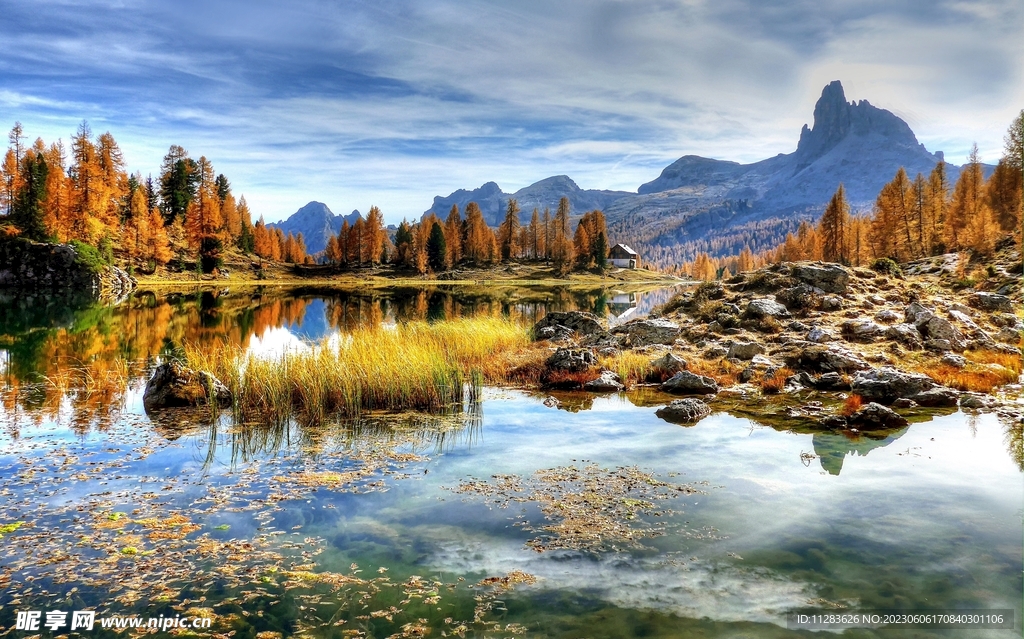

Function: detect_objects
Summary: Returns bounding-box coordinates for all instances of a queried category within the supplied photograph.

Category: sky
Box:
[1,0,1021,224]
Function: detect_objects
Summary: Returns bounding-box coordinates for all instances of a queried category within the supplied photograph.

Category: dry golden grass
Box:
[686,358,743,387]
[758,367,794,394]
[598,351,654,385]
[841,394,864,416]
[914,349,1022,393]
[184,317,531,423]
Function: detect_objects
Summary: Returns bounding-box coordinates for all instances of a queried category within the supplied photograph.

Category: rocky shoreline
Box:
[0,238,137,301]
[532,257,1023,431]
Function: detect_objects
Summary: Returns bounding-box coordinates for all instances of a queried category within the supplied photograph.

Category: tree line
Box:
[322,196,610,276]
[0,121,315,272]
[671,111,1023,279]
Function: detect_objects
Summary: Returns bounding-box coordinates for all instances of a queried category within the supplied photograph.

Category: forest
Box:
[0,122,612,278]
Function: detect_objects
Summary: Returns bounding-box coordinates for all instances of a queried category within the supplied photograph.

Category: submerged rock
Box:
[143,361,231,411]
[661,370,719,395]
[847,402,909,430]
[656,398,711,424]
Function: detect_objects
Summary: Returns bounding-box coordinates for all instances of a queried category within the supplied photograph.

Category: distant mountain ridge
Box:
[424,81,986,263]
[424,175,631,226]
[267,202,361,254]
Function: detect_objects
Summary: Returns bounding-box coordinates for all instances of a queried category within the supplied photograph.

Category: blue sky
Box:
[1,0,1021,224]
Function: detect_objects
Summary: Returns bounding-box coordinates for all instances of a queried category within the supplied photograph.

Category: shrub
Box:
[758,367,793,394]
[841,394,864,416]
[870,258,903,278]
[70,240,107,273]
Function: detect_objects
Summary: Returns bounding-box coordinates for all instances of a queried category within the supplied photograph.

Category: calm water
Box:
[0,286,1021,638]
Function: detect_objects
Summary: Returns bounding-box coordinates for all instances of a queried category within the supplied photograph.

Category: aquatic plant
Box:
[184,316,530,423]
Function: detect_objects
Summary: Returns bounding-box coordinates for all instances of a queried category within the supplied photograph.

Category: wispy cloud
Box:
[1,0,1020,222]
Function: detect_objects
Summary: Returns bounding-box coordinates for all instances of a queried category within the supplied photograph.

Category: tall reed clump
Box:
[184,317,530,424]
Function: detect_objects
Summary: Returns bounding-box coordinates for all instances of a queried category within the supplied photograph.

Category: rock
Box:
[850,367,957,406]
[941,353,967,368]
[820,295,844,311]
[611,318,682,346]
[886,324,923,350]
[892,398,918,408]
[704,345,729,359]
[533,311,606,340]
[788,320,809,332]
[968,292,1013,312]
[846,402,909,430]
[651,352,688,376]
[727,341,766,360]
[905,302,933,324]
[916,315,965,352]
[792,345,871,373]
[960,393,997,409]
[841,319,886,341]
[542,396,561,408]
[584,371,624,392]
[874,309,902,324]
[143,361,231,411]
[545,347,595,372]
[807,327,836,343]
[535,325,574,343]
[911,387,960,407]
[793,371,850,391]
[995,327,1022,344]
[655,398,712,424]
[661,370,719,395]
[791,263,849,293]
[776,284,820,310]
[742,297,791,320]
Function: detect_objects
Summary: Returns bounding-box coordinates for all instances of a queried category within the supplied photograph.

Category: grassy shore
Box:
[184,316,535,424]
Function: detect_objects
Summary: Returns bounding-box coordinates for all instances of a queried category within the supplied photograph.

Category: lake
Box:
[0,285,1020,638]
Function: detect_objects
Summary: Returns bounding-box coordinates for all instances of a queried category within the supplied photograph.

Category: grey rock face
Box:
[968,292,1013,312]
[874,309,902,324]
[807,327,837,343]
[727,341,766,360]
[651,352,688,376]
[941,353,967,368]
[791,263,850,294]
[886,323,923,350]
[583,371,624,392]
[743,298,791,319]
[533,311,607,340]
[661,370,719,395]
[545,347,596,372]
[611,318,682,346]
[656,398,712,424]
[851,368,956,406]
[143,361,231,411]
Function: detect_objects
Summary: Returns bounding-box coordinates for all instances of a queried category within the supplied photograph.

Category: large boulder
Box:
[656,398,711,424]
[790,345,871,373]
[610,318,681,346]
[851,368,956,406]
[533,311,607,341]
[968,292,1013,312]
[545,347,596,372]
[742,298,791,320]
[918,316,966,352]
[791,263,849,294]
[661,370,719,395]
[651,352,688,376]
[886,324,923,350]
[143,361,232,411]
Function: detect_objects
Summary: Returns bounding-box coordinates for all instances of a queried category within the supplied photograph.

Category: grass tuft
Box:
[184,317,530,423]
[841,394,864,416]
[914,349,1022,393]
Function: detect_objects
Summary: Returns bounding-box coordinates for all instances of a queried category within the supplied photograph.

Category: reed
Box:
[598,351,653,385]
[183,317,530,423]
[915,349,1022,394]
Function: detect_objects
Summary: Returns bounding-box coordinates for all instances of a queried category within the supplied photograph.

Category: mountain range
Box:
[423,81,985,263]
[267,202,362,254]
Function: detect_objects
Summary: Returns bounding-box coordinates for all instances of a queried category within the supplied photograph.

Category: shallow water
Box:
[0,286,1020,638]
